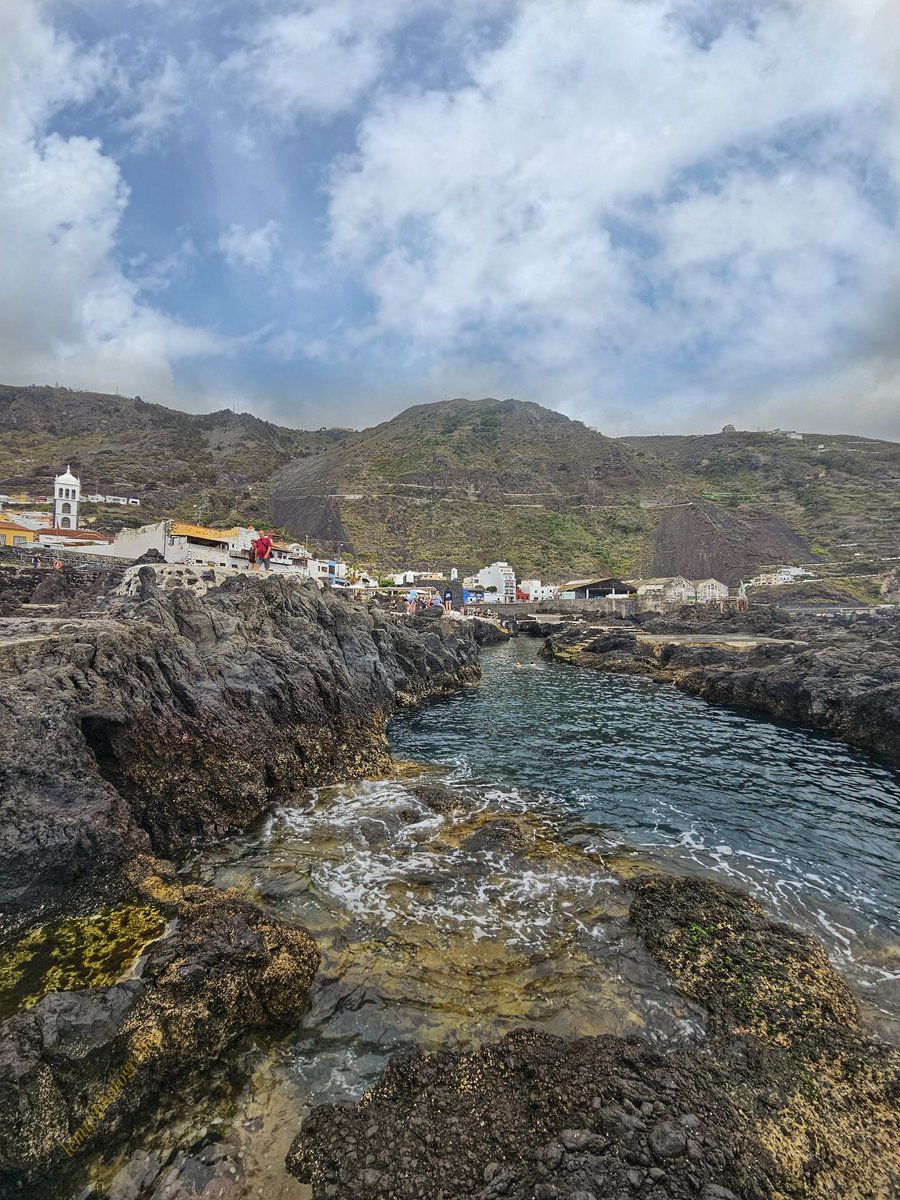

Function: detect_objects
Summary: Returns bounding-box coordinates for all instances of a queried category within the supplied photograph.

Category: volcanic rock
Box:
[0,568,480,934]
[287,876,900,1200]
[542,608,900,759]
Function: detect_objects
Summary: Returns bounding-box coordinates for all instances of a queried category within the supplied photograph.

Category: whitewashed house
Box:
[472,561,517,602]
[694,578,729,602]
[519,579,557,601]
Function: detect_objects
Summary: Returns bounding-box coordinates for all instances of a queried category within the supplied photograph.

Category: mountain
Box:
[270,397,664,575]
[0,384,349,531]
[270,397,894,581]
[3,386,897,582]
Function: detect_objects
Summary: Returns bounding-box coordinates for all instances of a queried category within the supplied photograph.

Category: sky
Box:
[1,0,899,438]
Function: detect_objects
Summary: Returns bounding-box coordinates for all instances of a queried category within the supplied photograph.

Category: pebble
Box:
[560,1129,603,1152]
[648,1121,688,1160]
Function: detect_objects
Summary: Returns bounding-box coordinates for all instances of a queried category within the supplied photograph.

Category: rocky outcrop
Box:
[542,611,900,760]
[287,876,900,1200]
[0,567,480,1195]
[0,562,125,618]
[0,568,480,935]
[0,866,318,1196]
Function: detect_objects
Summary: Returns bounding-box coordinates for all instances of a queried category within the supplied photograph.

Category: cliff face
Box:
[0,568,480,935]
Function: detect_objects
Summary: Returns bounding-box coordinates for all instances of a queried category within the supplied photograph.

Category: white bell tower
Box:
[53,465,81,531]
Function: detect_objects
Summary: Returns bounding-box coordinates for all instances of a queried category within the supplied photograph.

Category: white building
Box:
[52,521,167,559]
[84,492,141,506]
[693,578,729,602]
[749,566,815,587]
[53,466,80,531]
[632,576,697,603]
[472,561,516,602]
[519,578,557,601]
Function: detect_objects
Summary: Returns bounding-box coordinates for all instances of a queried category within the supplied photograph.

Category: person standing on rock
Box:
[254,532,273,572]
[444,588,453,612]
[406,588,418,615]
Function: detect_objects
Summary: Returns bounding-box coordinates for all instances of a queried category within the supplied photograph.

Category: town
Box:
[0,465,824,613]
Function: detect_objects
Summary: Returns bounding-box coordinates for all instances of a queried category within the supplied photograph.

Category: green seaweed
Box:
[0,905,166,1022]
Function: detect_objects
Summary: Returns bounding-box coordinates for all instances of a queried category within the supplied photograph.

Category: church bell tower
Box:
[53,466,81,531]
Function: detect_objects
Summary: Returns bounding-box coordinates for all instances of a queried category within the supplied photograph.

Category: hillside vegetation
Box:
[272,397,898,580]
[2,386,896,582]
[0,384,348,531]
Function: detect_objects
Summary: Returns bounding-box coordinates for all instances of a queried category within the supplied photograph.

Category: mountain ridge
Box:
[2,386,897,582]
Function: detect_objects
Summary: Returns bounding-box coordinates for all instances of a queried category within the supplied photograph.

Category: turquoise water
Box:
[390,637,900,1021]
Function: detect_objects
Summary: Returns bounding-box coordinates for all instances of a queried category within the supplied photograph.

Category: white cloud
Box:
[121,52,187,150]
[225,0,417,121]
[218,219,282,271]
[0,0,224,402]
[326,0,900,433]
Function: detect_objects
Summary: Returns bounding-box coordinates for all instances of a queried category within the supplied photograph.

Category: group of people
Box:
[404,588,458,615]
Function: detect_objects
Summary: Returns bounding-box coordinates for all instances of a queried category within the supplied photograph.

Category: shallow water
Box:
[93,635,900,1198]
[392,639,900,1016]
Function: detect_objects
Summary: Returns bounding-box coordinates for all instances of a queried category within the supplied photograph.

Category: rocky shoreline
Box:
[540,607,900,760]
[1,568,897,1199]
[288,873,900,1200]
[0,566,480,934]
[0,565,480,1195]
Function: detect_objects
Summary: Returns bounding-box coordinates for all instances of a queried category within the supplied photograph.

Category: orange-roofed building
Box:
[0,519,38,547]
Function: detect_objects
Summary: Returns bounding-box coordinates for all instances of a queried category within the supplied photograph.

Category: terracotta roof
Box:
[170,521,239,541]
[41,528,113,543]
[0,519,34,533]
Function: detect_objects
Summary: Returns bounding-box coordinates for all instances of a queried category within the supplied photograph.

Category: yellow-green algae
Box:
[0,904,166,1022]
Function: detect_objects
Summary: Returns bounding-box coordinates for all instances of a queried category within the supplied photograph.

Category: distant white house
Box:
[519,578,557,602]
[749,566,816,587]
[84,493,141,506]
[693,578,729,602]
[469,561,517,602]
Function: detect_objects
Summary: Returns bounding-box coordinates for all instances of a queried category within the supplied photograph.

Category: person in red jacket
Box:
[253,531,273,571]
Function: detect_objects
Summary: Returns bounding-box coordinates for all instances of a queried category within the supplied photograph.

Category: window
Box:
[61,502,71,514]
[61,517,71,529]
[13,536,26,546]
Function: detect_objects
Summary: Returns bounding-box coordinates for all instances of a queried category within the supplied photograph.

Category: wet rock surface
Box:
[542,608,900,759]
[0,568,479,1195]
[0,569,480,933]
[0,870,319,1196]
[287,876,900,1200]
